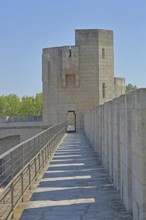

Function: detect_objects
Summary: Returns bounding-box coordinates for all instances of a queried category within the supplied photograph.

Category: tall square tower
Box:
[42,29,125,131]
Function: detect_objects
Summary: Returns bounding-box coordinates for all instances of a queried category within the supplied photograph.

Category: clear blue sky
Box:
[0,0,146,97]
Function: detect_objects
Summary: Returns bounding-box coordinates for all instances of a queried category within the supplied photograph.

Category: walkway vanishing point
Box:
[18,133,132,220]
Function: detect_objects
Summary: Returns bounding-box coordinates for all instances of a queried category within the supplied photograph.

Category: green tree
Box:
[0,93,43,116]
[126,83,138,93]
[0,95,9,115]
[20,96,35,116]
[33,93,42,116]
[5,94,21,116]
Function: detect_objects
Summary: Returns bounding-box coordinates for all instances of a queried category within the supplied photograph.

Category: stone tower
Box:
[42,29,125,131]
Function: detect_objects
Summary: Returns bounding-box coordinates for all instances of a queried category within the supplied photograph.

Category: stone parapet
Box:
[84,88,146,220]
[0,116,43,123]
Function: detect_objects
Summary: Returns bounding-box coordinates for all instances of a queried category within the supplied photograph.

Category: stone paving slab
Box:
[20,133,133,220]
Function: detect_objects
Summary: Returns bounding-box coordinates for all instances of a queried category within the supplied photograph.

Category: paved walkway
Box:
[20,133,133,220]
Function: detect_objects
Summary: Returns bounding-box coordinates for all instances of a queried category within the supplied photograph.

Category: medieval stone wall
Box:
[114,77,125,97]
[0,122,45,142]
[0,135,20,155]
[84,89,146,220]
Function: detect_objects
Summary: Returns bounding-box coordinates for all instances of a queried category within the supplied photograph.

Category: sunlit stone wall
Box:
[84,89,146,220]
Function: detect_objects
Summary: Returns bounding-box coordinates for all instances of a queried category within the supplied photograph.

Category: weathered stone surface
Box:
[84,89,146,220]
[0,135,20,154]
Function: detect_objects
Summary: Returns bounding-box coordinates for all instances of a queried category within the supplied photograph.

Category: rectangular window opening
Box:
[102,48,105,59]
[69,46,71,57]
[48,61,50,80]
[102,83,106,98]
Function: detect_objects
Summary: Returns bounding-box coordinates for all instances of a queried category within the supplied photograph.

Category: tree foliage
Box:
[125,83,138,93]
[33,93,42,116]
[0,93,42,116]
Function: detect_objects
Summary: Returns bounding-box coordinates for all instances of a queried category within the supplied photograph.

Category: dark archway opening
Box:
[67,111,76,132]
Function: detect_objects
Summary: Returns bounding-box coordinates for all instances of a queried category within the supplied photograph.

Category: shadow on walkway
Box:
[20,133,133,220]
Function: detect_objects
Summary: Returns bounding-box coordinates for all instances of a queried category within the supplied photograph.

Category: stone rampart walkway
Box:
[20,133,133,220]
